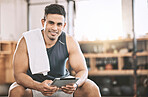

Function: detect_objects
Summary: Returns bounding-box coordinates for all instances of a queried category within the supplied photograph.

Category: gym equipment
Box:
[111,86,121,96]
[120,85,133,96]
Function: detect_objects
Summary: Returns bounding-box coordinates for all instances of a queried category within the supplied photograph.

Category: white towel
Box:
[23,28,50,75]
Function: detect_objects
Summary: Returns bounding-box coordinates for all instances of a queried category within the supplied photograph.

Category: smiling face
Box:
[42,14,66,41]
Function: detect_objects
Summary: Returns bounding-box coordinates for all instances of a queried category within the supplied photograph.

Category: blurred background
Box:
[0,0,148,97]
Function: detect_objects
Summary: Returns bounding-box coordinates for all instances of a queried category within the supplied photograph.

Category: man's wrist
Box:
[33,81,41,91]
[75,83,78,89]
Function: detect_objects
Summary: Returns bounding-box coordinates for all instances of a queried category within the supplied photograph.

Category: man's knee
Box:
[74,79,101,97]
[82,79,100,92]
[8,82,26,97]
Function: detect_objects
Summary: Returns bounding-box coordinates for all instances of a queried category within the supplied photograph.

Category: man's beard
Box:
[47,30,57,40]
[49,37,55,40]
[48,35,56,41]
[46,30,61,41]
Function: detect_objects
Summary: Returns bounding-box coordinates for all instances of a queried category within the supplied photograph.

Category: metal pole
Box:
[67,0,69,34]
[132,0,137,97]
[55,0,58,3]
[26,0,30,31]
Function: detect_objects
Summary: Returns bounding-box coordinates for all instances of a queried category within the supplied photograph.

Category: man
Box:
[8,4,101,97]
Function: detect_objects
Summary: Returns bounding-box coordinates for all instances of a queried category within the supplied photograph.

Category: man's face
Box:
[42,14,66,41]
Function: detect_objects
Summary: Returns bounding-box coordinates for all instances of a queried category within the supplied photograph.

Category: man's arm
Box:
[13,37,58,96]
[66,35,88,87]
[13,37,38,88]
[61,35,88,94]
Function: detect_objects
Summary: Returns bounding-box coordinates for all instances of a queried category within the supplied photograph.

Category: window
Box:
[135,0,148,37]
[74,0,123,41]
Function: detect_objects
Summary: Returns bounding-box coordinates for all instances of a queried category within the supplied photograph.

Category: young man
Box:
[8,4,101,97]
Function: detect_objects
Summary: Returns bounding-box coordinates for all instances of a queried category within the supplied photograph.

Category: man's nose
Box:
[52,24,58,31]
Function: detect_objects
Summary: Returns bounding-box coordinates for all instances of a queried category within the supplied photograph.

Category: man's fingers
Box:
[62,87,75,91]
[41,80,59,96]
[44,80,53,84]
[61,86,76,91]
[43,93,53,96]
[42,88,59,96]
[62,89,74,94]
[44,85,58,90]
[44,91,55,94]
[61,86,76,94]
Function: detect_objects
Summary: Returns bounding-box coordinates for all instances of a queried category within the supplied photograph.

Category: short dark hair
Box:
[44,4,66,20]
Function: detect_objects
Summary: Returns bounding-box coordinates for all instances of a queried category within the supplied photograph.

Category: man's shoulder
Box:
[66,34,79,47]
[65,33,74,41]
[15,37,27,53]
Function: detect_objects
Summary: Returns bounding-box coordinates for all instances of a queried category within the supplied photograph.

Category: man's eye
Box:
[57,23,62,26]
[49,21,54,24]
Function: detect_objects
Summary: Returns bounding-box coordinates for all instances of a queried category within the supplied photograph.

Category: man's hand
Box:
[61,83,77,94]
[37,80,59,96]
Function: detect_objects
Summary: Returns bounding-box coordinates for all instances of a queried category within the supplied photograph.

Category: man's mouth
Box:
[49,31,57,36]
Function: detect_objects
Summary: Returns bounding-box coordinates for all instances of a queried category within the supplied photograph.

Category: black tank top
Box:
[27,32,70,82]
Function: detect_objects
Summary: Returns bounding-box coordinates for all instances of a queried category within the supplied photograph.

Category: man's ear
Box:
[63,22,66,28]
[41,19,45,27]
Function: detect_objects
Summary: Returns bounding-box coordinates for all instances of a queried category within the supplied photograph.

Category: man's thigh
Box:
[74,79,101,97]
[9,82,73,97]
[9,82,33,97]
[24,89,33,97]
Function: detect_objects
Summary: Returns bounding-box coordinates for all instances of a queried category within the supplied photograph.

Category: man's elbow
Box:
[81,68,88,78]
[14,73,22,85]
[85,69,88,77]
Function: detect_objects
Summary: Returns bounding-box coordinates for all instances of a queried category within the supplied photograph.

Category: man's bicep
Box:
[68,38,87,73]
[69,51,87,72]
[13,37,29,75]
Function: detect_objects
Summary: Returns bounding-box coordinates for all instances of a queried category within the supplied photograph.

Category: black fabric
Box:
[27,31,70,82]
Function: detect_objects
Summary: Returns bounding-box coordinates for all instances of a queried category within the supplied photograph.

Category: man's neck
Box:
[45,38,57,48]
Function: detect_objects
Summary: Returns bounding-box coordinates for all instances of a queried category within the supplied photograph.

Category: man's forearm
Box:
[14,73,41,91]
[75,69,88,87]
